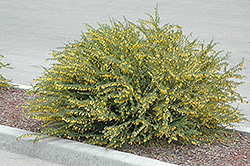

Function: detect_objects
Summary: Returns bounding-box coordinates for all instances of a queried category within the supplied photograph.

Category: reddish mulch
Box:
[1,87,250,166]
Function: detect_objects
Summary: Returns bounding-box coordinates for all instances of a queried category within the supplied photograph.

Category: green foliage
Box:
[0,54,12,89]
[20,7,248,148]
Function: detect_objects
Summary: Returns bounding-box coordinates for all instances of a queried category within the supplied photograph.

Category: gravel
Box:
[1,87,250,166]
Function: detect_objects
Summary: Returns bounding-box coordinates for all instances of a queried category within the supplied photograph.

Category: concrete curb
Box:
[1,126,250,166]
[0,125,176,166]
[9,83,32,90]
[233,126,250,136]
[1,84,177,166]
[2,83,249,166]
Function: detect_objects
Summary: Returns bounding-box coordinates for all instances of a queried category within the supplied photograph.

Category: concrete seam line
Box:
[0,125,175,166]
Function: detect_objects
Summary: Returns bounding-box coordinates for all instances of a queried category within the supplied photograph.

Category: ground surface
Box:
[0,0,249,127]
[0,1,250,165]
[1,87,250,166]
[0,148,64,166]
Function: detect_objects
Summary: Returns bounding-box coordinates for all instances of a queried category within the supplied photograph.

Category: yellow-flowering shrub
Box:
[21,7,248,148]
[0,54,12,89]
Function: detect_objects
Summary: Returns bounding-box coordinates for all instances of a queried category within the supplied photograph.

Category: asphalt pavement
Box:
[0,0,250,165]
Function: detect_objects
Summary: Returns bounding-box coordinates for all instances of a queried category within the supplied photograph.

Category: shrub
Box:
[0,54,12,89]
[20,7,248,148]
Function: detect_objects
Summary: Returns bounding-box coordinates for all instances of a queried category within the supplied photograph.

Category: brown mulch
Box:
[1,87,250,166]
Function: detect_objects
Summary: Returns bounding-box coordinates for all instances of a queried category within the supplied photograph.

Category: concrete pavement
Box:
[0,148,65,166]
[0,122,250,166]
[0,0,250,165]
[0,125,175,166]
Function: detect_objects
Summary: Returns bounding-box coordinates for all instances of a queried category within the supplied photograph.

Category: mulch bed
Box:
[1,87,250,166]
